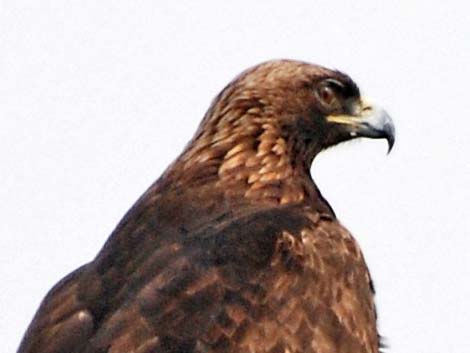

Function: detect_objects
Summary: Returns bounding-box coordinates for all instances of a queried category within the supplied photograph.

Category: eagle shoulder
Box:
[17,205,311,353]
[17,265,94,353]
[17,205,378,353]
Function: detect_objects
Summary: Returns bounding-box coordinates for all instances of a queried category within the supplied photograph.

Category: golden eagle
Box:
[18,60,395,353]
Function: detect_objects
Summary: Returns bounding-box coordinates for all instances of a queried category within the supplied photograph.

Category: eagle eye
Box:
[316,83,340,110]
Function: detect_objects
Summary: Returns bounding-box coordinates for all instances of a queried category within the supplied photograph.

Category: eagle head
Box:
[175,59,395,204]
[208,60,394,153]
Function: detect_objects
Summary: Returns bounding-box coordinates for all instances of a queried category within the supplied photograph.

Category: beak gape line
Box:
[327,100,395,153]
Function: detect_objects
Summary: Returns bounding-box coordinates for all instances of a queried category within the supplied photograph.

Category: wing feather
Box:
[18,206,310,353]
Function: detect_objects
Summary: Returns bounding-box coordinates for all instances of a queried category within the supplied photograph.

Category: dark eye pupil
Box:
[321,87,333,103]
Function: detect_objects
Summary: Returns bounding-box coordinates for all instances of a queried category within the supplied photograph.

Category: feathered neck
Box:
[156,112,332,216]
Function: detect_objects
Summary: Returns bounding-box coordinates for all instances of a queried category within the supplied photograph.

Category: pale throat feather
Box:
[174,80,324,206]
[179,116,316,206]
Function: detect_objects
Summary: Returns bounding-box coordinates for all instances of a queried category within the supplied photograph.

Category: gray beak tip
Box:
[385,121,395,154]
[363,106,395,155]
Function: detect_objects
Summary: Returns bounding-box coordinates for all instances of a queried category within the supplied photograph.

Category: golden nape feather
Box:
[18,60,394,353]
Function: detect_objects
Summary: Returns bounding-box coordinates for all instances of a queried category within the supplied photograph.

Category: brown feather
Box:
[18,60,382,353]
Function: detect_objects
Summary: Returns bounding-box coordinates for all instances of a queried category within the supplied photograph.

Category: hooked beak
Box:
[326,99,395,153]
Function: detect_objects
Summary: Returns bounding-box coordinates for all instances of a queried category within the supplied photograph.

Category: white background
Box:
[1,1,469,352]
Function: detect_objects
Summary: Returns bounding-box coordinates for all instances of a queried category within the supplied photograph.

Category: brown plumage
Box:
[18,60,395,353]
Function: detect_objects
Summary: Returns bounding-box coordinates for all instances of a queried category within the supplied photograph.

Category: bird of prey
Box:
[18,60,394,353]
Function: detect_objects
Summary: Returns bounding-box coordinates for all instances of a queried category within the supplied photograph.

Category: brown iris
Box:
[316,84,340,112]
